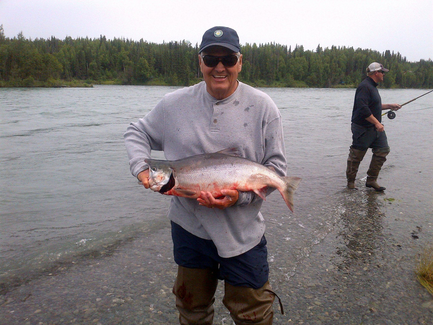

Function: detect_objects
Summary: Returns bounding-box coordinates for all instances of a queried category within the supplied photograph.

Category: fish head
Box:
[145,159,173,193]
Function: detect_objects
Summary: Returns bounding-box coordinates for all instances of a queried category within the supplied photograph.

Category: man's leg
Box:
[348,123,371,189]
[346,146,367,189]
[223,281,275,324]
[173,266,218,325]
[219,236,276,324]
[366,147,390,191]
[366,130,390,191]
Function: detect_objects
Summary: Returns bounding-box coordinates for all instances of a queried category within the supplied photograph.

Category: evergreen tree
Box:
[0,28,431,88]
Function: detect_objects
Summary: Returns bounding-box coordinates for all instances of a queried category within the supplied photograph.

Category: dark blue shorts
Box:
[351,123,390,152]
[171,221,269,289]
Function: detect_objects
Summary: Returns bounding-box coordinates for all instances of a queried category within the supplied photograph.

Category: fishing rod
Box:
[383,89,433,119]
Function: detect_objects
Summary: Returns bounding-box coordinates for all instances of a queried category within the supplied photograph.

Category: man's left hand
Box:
[390,104,402,111]
[197,190,239,209]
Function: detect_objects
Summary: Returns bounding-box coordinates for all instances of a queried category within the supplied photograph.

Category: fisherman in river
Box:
[124,26,288,324]
[346,62,401,191]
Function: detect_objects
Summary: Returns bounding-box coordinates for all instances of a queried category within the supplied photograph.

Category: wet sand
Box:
[1,182,432,325]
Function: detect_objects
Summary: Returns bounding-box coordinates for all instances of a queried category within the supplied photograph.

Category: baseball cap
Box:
[366,62,389,73]
[199,26,241,54]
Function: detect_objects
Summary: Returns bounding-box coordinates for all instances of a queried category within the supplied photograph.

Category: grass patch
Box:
[416,243,433,296]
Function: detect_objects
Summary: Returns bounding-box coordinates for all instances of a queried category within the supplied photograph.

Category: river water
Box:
[1,85,432,324]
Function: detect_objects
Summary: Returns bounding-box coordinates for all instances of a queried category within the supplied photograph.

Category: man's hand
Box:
[385,103,402,111]
[390,103,402,111]
[197,190,239,209]
[375,122,385,132]
[366,114,385,132]
[137,169,150,188]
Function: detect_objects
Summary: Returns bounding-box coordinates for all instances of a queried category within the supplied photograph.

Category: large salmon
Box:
[145,149,301,211]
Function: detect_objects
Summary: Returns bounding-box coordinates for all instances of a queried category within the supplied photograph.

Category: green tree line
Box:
[1,25,432,88]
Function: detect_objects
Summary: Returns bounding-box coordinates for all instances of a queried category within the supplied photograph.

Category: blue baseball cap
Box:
[199,26,241,54]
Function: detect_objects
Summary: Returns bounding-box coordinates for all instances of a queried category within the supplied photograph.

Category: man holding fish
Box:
[125,26,300,324]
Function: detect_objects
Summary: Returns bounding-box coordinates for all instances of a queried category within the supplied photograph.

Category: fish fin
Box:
[174,188,198,198]
[279,177,302,212]
[215,148,243,157]
[253,187,268,200]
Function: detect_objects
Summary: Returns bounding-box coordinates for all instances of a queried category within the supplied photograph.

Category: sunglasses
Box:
[378,71,386,74]
[201,54,240,67]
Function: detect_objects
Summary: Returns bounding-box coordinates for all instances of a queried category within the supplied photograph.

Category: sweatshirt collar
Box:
[366,76,378,87]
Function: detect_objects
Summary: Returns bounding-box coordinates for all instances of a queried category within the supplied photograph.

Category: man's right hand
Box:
[137,169,150,188]
[375,123,385,132]
[366,114,385,132]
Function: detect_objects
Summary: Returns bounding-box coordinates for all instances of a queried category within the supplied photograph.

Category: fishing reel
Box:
[387,111,396,119]
[383,89,433,119]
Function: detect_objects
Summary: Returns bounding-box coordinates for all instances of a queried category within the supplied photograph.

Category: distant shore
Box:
[3,79,431,89]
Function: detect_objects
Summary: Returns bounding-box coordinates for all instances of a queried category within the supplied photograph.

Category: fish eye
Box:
[150,167,157,172]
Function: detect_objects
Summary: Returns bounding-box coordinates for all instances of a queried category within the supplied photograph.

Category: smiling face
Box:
[199,46,242,100]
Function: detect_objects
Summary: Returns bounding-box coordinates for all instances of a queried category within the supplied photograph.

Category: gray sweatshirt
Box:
[124,81,287,258]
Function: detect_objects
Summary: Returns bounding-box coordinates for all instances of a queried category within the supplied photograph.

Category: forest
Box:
[0,25,432,89]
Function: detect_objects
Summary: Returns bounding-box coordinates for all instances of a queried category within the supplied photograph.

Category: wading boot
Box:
[172,266,218,325]
[223,281,277,324]
[366,148,390,192]
[346,147,367,189]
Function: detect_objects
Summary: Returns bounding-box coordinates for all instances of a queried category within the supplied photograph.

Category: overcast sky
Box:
[1,0,432,62]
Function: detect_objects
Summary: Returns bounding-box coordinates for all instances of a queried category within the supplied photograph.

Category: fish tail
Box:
[280,177,301,212]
